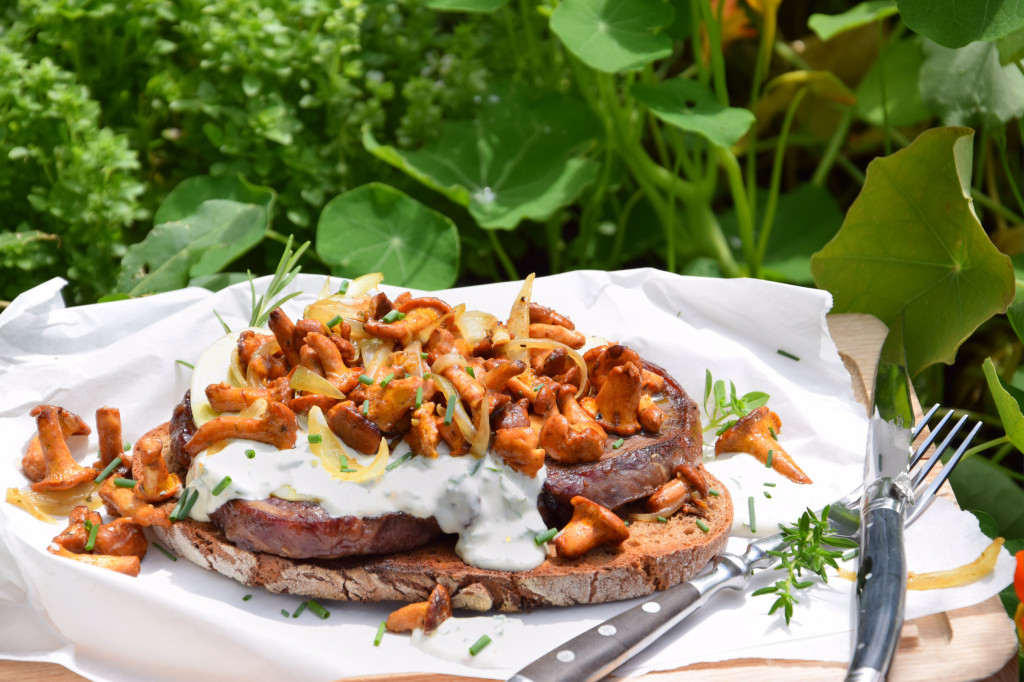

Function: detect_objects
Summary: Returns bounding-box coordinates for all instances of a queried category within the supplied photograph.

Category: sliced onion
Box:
[506,274,535,364]
[5,483,102,524]
[304,297,372,328]
[245,338,281,388]
[455,309,499,348]
[238,398,268,420]
[357,337,394,380]
[404,340,424,378]
[498,337,588,399]
[431,353,467,376]
[307,406,390,482]
[347,272,384,298]
[469,393,491,458]
[431,373,478,443]
[631,494,691,523]
[416,304,463,344]
[291,366,345,399]
[228,347,247,389]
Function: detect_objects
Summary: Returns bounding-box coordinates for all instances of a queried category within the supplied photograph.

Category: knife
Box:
[845,316,915,682]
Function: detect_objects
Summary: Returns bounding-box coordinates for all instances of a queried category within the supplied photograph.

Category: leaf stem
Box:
[963,435,1011,460]
[487,231,519,281]
[812,107,854,187]
[697,0,729,106]
[995,133,1024,217]
[757,87,809,270]
[717,148,755,276]
[972,189,1024,225]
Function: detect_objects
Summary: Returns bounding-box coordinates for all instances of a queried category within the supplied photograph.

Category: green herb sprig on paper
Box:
[752,506,858,624]
[248,236,310,328]
[702,370,770,435]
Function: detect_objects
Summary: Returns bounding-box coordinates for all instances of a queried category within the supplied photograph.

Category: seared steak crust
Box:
[210,497,441,559]
[538,361,703,525]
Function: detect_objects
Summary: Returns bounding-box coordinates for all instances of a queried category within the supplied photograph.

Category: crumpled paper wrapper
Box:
[0,269,1013,681]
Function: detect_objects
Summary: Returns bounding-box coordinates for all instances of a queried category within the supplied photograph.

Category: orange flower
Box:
[701,0,756,64]
[1014,550,1023,643]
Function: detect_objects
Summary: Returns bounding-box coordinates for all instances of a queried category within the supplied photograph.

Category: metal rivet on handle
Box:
[642,601,661,613]
[598,624,616,636]
[556,650,575,663]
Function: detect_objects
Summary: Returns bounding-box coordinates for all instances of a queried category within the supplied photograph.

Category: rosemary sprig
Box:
[752,506,859,624]
[249,235,310,327]
[702,369,770,434]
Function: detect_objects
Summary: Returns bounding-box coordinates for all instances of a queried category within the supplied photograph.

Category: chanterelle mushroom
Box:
[183,399,298,457]
[714,406,811,484]
[592,362,643,436]
[554,495,629,559]
[133,435,182,503]
[30,406,98,493]
[385,584,452,633]
[21,405,91,483]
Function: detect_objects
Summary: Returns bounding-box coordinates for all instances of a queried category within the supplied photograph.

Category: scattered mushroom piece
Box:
[30,406,99,493]
[638,393,664,433]
[554,496,629,560]
[528,323,586,349]
[714,406,812,484]
[22,406,91,482]
[385,584,452,633]
[97,477,171,528]
[94,518,148,558]
[183,400,299,457]
[95,407,127,469]
[52,505,103,554]
[592,362,643,436]
[133,435,182,503]
[646,464,710,517]
[47,543,141,577]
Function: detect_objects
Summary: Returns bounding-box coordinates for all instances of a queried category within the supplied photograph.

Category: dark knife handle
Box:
[846,499,906,682]
[508,557,745,682]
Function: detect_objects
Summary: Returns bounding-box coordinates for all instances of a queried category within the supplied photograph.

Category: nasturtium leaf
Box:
[811,127,1015,376]
[631,79,755,149]
[996,27,1024,65]
[919,40,1024,128]
[949,453,1024,539]
[808,0,898,41]
[188,272,252,292]
[982,357,1024,453]
[855,39,931,127]
[896,0,1024,48]
[425,0,509,11]
[755,71,856,128]
[118,200,269,296]
[154,174,275,226]
[316,183,460,290]
[665,0,694,42]
[362,89,601,230]
[550,0,674,74]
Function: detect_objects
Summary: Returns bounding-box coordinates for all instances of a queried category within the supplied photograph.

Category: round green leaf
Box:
[948,447,1024,539]
[855,39,931,128]
[362,88,601,230]
[118,200,269,296]
[316,183,460,290]
[982,357,1024,452]
[811,127,1015,376]
[896,0,1024,48]
[425,0,509,10]
[808,0,898,41]
[154,174,276,226]
[550,0,674,74]
[919,40,1024,128]
[631,79,755,149]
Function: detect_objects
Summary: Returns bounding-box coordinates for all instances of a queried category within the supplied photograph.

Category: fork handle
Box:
[846,497,907,682]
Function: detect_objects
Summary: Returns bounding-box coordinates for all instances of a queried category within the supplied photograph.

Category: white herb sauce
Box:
[184,330,549,572]
[410,615,524,668]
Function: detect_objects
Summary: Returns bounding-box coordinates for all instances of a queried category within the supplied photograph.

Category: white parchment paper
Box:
[0,269,1014,681]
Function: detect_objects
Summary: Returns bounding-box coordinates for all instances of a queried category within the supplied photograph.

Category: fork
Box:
[508,404,981,682]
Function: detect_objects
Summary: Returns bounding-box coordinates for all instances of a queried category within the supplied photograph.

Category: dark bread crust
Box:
[146,418,732,611]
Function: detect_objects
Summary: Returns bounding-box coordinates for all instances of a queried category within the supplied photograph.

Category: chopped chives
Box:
[765,450,774,468]
[535,528,558,545]
[308,434,323,444]
[716,420,736,436]
[245,449,256,459]
[469,635,491,656]
[415,386,423,409]
[113,477,136,489]
[419,352,428,359]
[374,621,386,646]
[764,482,777,487]
[358,374,374,385]
[123,441,132,451]
[306,600,330,619]
[178,489,200,520]
[292,600,308,618]
[532,384,542,392]
[385,452,414,472]
[169,489,189,521]
[176,359,195,369]
[423,372,431,379]
[769,426,778,440]
[748,496,757,533]
[843,549,860,561]
[339,454,349,469]
[612,438,624,449]
[380,372,394,388]
[708,489,720,496]
[362,401,370,416]
[326,315,343,329]
[153,543,177,561]
[656,516,668,523]
[764,491,772,499]
[95,457,122,484]
[696,519,710,533]
[381,310,406,323]
[470,458,484,476]
[242,594,252,601]
[465,366,475,378]
[444,398,456,425]
[281,609,290,618]
[212,476,232,496]
[777,349,800,361]
[337,280,350,295]
[84,521,98,552]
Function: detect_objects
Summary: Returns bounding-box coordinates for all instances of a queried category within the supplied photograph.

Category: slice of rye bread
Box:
[143,423,733,612]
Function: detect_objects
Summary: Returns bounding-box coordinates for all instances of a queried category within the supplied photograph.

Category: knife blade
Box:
[845,316,915,682]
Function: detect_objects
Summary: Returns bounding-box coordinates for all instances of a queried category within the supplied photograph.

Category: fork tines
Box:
[905,405,983,528]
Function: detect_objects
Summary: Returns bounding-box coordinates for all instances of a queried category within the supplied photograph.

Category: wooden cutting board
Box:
[1,314,1019,682]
